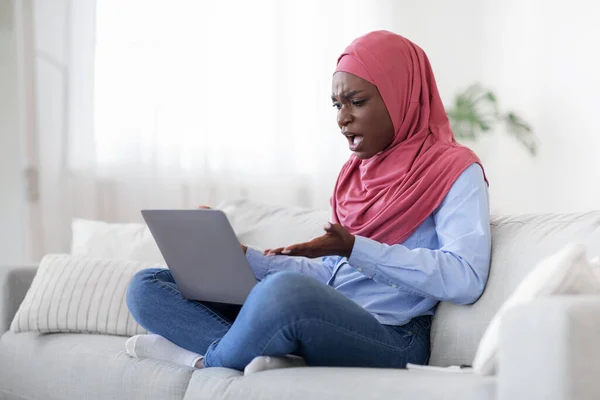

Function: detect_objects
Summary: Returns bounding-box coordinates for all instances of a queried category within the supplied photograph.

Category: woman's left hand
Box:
[264,223,356,258]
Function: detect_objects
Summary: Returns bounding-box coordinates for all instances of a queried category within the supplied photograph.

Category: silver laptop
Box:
[141,209,257,305]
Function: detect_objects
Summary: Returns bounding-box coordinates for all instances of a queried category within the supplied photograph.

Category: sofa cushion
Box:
[430,212,600,367]
[183,367,495,400]
[0,331,194,400]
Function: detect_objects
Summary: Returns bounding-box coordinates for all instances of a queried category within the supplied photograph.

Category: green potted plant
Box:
[446,83,538,155]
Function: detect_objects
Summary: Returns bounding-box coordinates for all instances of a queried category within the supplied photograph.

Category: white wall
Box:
[0,0,26,265]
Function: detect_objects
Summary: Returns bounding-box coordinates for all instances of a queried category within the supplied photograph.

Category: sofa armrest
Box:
[0,265,37,335]
[498,295,600,400]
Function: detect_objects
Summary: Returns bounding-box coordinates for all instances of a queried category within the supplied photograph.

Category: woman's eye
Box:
[352,100,366,106]
[332,103,342,110]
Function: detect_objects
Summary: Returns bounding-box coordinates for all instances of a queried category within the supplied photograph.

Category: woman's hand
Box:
[198,205,247,254]
[264,223,355,258]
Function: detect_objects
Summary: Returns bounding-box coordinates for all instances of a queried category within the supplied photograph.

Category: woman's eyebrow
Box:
[331,90,364,101]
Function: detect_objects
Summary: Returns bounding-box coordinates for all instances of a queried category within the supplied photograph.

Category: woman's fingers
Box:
[197,205,211,209]
[282,241,322,257]
[265,235,330,257]
[281,245,299,255]
[264,247,286,256]
[264,242,313,256]
[283,242,308,253]
[263,228,350,258]
[324,222,345,236]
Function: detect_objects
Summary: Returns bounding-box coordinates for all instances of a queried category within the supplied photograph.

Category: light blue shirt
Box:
[245,163,491,325]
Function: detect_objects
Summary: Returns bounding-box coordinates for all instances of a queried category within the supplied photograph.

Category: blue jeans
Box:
[126,269,431,371]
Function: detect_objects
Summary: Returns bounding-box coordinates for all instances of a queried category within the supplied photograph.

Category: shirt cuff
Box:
[245,246,271,281]
[347,235,383,279]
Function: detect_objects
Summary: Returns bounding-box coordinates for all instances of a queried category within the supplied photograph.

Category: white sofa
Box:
[2,200,600,400]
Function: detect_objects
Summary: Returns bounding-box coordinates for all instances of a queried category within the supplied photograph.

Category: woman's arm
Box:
[347,163,491,304]
[199,205,334,284]
[245,247,334,283]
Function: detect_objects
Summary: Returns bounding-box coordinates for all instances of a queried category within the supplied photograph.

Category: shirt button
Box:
[357,268,363,272]
[392,284,398,288]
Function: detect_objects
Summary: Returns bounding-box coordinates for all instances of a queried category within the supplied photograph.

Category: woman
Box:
[125,30,491,373]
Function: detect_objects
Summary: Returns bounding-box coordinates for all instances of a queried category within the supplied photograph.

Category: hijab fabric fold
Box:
[331,30,486,245]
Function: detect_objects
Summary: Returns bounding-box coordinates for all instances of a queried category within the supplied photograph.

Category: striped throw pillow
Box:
[10,254,164,336]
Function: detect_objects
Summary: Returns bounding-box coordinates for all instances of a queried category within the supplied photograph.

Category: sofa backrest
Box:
[70,199,600,368]
[429,212,600,367]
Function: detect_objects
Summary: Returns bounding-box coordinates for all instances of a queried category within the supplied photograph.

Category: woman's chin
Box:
[352,150,373,159]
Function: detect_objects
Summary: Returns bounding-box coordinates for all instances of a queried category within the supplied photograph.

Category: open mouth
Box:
[345,134,364,152]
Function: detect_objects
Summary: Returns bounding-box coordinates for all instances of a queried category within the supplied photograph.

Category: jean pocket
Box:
[387,324,416,351]
[415,315,432,330]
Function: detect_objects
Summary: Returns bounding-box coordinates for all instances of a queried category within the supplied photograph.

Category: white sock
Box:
[126,334,203,368]
[244,355,306,375]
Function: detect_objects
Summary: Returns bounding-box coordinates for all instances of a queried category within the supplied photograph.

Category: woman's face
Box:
[331,72,395,159]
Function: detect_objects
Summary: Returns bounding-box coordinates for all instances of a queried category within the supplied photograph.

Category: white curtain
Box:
[26,0,404,261]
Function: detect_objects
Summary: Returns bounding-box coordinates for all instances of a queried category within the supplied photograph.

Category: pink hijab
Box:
[331,30,486,245]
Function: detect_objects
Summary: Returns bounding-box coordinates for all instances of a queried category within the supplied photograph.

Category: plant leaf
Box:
[446,85,537,156]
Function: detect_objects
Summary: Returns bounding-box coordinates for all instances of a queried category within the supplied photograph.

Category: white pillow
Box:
[10,254,160,336]
[216,199,330,250]
[472,243,600,375]
[71,219,165,264]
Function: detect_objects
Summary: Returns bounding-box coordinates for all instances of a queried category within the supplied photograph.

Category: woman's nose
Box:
[337,106,352,128]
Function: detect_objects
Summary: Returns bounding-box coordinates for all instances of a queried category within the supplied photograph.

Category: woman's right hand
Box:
[197,205,247,254]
